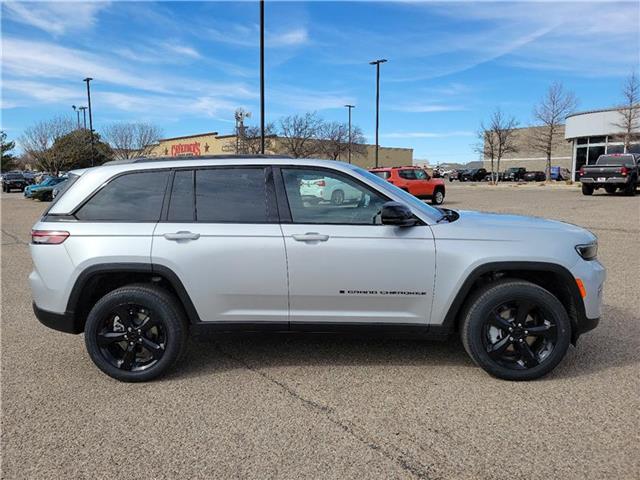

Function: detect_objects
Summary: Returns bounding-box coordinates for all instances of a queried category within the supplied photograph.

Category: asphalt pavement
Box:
[1,182,638,479]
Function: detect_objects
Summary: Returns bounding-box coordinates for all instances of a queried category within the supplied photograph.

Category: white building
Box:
[565,107,640,180]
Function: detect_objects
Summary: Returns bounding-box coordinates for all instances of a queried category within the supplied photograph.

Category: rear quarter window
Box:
[75,170,169,221]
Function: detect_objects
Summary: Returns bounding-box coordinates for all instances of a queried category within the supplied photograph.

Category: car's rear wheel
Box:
[581,184,594,195]
[604,185,617,194]
[460,280,571,381]
[84,285,187,382]
[431,188,445,205]
[331,189,345,205]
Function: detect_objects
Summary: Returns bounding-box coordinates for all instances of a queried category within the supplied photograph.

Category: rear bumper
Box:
[580,177,630,184]
[32,303,81,334]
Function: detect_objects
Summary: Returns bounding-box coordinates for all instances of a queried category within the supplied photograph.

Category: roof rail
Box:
[103,154,291,166]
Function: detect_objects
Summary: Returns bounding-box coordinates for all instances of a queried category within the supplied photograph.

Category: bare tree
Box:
[317,122,367,161]
[277,112,323,158]
[223,123,277,154]
[531,82,577,181]
[613,71,640,152]
[102,122,163,160]
[474,109,519,184]
[19,116,75,174]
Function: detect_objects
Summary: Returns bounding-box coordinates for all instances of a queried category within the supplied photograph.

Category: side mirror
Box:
[381,201,417,227]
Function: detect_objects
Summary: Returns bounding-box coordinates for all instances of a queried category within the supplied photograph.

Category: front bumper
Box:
[32,303,81,334]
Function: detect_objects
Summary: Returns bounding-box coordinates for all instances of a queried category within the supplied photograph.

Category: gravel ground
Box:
[1,184,639,480]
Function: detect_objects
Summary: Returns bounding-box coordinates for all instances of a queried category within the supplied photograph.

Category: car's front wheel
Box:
[460,280,571,381]
[84,284,188,382]
[431,188,445,205]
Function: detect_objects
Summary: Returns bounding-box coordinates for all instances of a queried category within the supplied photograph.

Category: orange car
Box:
[369,166,446,205]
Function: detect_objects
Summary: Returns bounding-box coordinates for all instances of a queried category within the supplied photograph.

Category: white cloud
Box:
[162,42,201,59]
[205,24,309,48]
[2,1,110,36]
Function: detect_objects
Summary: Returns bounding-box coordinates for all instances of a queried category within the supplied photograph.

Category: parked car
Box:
[550,166,570,181]
[30,156,604,382]
[523,171,546,182]
[1,172,27,192]
[459,168,487,182]
[24,177,67,198]
[51,180,69,200]
[447,169,462,182]
[298,175,362,205]
[370,166,445,204]
[579,153,640,196]
[504,167,527,182]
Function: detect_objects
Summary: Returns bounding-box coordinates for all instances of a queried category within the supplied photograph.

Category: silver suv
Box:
[30,156,605,382]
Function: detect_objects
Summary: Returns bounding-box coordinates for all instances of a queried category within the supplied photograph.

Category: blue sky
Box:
[2,1,639,164]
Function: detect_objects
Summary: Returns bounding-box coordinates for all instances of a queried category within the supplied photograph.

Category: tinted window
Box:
[195,168,267,223]
[398,169,417,180]
[282,168,387,225]
[76,171,168,221]
[596,155,634,166]
[168,170,194,221]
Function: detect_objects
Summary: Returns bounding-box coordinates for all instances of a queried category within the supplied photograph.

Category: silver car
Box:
[30,156,605,382]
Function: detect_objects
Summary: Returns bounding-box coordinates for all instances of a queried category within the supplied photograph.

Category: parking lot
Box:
[1,183,638,480]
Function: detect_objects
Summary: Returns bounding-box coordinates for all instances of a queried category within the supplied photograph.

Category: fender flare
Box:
[436,261,586,335]
[66,262,201,324]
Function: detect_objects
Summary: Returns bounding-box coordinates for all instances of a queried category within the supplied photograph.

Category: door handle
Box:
[164,231,200,241]
[291,232,329,242]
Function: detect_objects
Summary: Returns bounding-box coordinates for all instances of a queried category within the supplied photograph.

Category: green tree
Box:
[47,129,114,174]
[1,130,17,172]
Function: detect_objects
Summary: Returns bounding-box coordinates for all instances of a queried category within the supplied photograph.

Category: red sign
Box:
[171,142,201,156]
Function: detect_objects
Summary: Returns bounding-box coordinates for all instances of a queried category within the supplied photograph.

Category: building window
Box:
[587,146,606,165]
[629,143,640,154]
[606,144,624,154]
[577,137,588,145]
[589,136,606,145]
[574,146,587,180]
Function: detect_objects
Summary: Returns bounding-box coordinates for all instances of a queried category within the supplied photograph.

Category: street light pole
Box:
[72,105,80,128]
[83,77,95,166]
[259,0,265,154]
[345,104,355,163]
[369,59,387,168]
[79,107,87,129]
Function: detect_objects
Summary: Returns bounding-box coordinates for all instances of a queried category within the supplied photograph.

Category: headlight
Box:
[576,242,597,260]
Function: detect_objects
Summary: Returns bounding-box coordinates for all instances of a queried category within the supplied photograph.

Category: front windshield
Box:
[353,167,445,223]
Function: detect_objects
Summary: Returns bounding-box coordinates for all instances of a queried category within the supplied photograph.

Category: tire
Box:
[331,189,345,205]
[604,185,617,194]
[431,188,445,205]
[460,279,571,381]
[84,284,188,382]
[623,180,637,196]
[581,184,594,195]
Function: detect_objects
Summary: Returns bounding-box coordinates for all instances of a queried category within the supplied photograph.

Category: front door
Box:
[277,167,436,326]
[152,167,288,324]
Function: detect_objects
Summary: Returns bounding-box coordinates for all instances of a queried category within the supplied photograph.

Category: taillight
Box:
[620,166,628,176]
[579,167,585,176]
[315,180,326,186]
[31,230,70,244]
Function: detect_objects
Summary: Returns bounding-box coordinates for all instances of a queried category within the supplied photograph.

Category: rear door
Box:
[152,166,288,325]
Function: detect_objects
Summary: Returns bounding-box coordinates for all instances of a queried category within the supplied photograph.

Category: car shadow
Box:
[171,305,639,382]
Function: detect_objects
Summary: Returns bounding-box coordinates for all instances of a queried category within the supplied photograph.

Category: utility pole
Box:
[369,59,387,167]
[83,77,95,166]
[345,104,355,163]
[259,0,265,154]
[72,105,80,128]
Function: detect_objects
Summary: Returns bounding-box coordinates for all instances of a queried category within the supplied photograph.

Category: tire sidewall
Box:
[84,286,187,382]
[462,281,571,381]
[431,189,444,205]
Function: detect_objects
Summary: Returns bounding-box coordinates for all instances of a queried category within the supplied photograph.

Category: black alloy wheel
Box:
[85,285,187,382]
[461,280,571,380]
[482,299,557,370]
[97,304,166,372]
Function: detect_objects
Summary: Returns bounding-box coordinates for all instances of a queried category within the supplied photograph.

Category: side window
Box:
[281,168,387,225]
[167,170,194,221]
[195,168,267,223]
[398,169,417,180]
[76,170,168,221]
